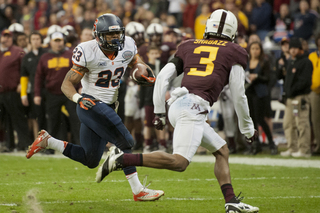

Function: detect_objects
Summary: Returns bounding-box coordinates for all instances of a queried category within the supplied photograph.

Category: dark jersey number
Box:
[72,47,83,62]
[95,67,124,88]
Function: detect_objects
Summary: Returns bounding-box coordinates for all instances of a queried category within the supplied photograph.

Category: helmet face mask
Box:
[93,13,125,52]
[204,9,238,42]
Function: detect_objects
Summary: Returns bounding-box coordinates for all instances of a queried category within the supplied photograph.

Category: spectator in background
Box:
[0,0,10,31]
[246,41,277,155]
[225,0,249,37]
[33,1,47,30]
[243,0,253,26]
[273,3,293,43]
[15,32,29,53]
[123,1,136,20]
[289,0,301,15]
[34,32,81,150]
[308,34,320,156]
[79,10,96,30]
[47,0,63,17]
[0,29,31,152]
[280,37,313,158]
[273,0,290,14]
[276,37,290,101]
[293,0,316,41]
[20,31,47,139]
[310,0,320,35]
[194,3,210,39]
[167,0,186,28]
[250,0,274,41]
[79,27,93,43]
[183,0,198,31]
[139,45,166,153]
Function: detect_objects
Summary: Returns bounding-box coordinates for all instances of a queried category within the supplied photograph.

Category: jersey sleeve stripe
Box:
[72,61,86,68]
[71,68,84,77]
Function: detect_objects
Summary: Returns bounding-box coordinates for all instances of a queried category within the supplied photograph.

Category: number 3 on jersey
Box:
[187,46,219,77]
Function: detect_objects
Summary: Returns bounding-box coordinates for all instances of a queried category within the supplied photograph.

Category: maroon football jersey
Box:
[175,38,248,105]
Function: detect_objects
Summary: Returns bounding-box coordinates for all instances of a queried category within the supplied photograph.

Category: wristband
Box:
[72,93,82,103]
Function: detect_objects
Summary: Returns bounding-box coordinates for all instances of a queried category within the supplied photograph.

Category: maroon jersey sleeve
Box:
[175,39,248,105]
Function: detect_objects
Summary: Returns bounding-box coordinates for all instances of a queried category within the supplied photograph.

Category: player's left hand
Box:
[152,114,166,130]
[78,97,99,110]
[137,68,156,86]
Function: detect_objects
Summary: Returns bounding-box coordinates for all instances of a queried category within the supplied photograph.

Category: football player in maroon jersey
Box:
[97,10,259,213]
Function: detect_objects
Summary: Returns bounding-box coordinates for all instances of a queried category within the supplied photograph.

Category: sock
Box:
[159,139,167,148]
[145,138,152,146]
[47,137,68,153]
[122,153,143,167]
[126,172,143,195]
[221,183,237,203]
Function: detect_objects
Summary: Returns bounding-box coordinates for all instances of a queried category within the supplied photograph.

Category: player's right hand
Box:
[138,68,156,87]
[152,114,166,130]
[245,130,258,144]
[78,97,99,110]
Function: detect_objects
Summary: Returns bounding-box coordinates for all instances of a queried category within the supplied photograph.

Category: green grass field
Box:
[1,154,320,213]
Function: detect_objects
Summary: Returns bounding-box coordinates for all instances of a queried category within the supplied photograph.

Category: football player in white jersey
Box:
[26,13,164,201]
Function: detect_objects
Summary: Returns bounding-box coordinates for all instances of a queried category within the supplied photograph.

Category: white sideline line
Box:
[2,195,320,206]
[191,155,320,168]
[1,176,319,186]
[2,152,320,168]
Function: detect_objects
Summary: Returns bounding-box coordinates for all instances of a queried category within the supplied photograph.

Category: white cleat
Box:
[133,176,164,201]
[133,187,164,201]
[96,146,124,183]
[225,202,259,213]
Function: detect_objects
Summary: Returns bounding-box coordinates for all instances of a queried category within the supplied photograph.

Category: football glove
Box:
[152,114,166,130]
[137,68,156,87]
[245,129,258,144]
[78,97,99,110]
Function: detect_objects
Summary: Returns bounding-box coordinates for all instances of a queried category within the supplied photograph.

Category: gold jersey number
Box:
[187,46,219,77]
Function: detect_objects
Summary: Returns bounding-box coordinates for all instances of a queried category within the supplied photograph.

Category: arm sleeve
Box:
[153,63,178,114]
[20,76,29,97]
[229,65,255,138]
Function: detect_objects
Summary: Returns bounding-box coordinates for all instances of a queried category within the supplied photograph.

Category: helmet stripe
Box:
[217,11,227,35]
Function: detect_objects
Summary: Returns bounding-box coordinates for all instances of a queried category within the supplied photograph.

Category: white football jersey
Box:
[72,36,137,104]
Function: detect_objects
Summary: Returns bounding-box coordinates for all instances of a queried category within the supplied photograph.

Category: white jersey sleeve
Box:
[229,64,255,138]
[153,63,177,114]
[72,37,137,104]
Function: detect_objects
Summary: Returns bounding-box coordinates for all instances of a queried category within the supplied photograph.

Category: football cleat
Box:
[95,146,124,183]
[225,202,259,213]
[225,193,259,213]
[26,130,51,159]
[133,176,164,201]
[134,187,164,201]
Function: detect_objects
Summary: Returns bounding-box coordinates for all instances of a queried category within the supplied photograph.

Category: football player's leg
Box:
[201,123,230,186]
[65,100,81,145]
[63,123,106,168]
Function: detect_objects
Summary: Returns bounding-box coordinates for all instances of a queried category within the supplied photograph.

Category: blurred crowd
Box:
[0,0,319,157]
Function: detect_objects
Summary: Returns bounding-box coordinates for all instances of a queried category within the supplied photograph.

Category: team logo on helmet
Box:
[93,19,98,32]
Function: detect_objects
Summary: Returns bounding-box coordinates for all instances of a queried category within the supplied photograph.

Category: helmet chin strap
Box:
[111,39,123,51]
